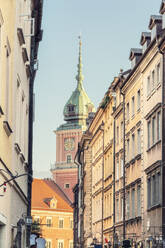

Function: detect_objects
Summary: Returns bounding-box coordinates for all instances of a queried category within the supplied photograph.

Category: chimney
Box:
[129,48,142,69]
[148,15,162,40]
[140,32,151,53]
[160,0,165,29]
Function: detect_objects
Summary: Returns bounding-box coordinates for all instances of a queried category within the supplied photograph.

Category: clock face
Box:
[64,138,75,151]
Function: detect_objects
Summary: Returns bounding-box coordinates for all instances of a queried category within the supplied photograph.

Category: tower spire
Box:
[76,35,84,90]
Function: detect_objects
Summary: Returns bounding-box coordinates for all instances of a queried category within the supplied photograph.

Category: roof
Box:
[44,179,72,205]
[32,178,73,212]
[62,39,95,130]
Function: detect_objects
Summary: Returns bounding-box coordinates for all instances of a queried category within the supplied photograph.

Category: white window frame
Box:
[46,239,52,248]
[58,240,64,248]
[59,218,64,229]
[46,217,52,227]
[131,96,135,117]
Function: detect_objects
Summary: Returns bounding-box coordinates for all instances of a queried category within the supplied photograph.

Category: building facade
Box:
[0,0,43,247]
[32,178,73,248]
[74,1,165,248]
[51,38,95,202]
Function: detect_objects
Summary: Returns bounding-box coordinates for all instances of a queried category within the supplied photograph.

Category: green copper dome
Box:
[62,38,95,131]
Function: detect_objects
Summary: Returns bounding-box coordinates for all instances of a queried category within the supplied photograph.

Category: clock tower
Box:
[51,38,95,202]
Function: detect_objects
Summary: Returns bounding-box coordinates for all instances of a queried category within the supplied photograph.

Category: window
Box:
[46,240,52,248]
[121,121,123,140]
[126,102,129,121]
[46,217,52,227]
[65,183,70,189]
[34,216,40,224]
[132,96,135,117]
[147,76,150,96]
[137,185,141,216]
[58,240,64,248]
[116,198,119,222]
[152,175,156,206]
[137,90,140,111]
[156,173,161,204]
[147,178,151,208]
[67,155,72,163]
[152,70,155,89]
[157,111,161,141]
[69,241,73,248]
[68,105,75,112]
[120,197,123,220]
[59,218,64,228]
[132,134,135,158]
[147,172,161,209]
[120,157,124,177]
[116,159,119,180]
[152,116,156,144]
[126,191,130,219]
[137,129,141,154]
[131,189,135,218]
[70,219,73,229]
[157,63,161,85]
[147,121,151,148]
[116,126,119,145]
[127,139,130,161]
[5,49,10,120]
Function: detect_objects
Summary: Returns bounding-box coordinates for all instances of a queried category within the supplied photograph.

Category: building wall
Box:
[32,210,73,248]
[0,0,42,247]
[142,43,162,240]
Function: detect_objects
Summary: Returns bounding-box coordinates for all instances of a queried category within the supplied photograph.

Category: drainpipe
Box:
[120,90,126,241]
[101,122,105,248]
[113,113,116,247]
[162,51,165,243]
[158,44,165,240]
[27,33,35,247]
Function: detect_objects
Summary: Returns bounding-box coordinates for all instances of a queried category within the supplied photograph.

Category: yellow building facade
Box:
[32,179,73,248]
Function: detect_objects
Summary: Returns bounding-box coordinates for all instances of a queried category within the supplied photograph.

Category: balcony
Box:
[50,162,77,171]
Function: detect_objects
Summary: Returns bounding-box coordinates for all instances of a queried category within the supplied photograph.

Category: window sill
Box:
[135,153,141,160]
[157,82,161,90]
[147,88,156,101]
[126,216,141,224]
[126,154,141,168]
[147,140,161,152]
[14,143,21,154]
[147,203,161,212]
[131,114,135,120]
[20,153,25,163]
[3,121,13,136]
[0,105,4,117]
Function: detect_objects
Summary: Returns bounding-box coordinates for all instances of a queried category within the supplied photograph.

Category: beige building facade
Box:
[74,1,165,248]
[0,1,43,247]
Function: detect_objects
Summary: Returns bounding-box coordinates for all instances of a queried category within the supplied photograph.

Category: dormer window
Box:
[140,32,151,53]
[149,15,162,41]
[129,48,142,69]
[160,1,165,28]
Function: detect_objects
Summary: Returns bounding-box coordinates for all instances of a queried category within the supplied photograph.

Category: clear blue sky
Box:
[33,0,161,175]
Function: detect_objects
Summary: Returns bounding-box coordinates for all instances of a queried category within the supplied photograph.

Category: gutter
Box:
[27,0,43,246]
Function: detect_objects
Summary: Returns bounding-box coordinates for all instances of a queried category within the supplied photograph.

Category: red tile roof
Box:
[32,178,73,212]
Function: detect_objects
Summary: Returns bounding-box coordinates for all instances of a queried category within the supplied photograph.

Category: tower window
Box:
[65,183,70,188]
[67,155,72,163]
[68,105,75,112]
